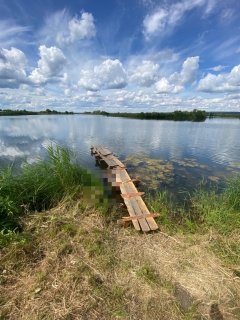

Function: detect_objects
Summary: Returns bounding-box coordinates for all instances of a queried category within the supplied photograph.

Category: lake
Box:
[0,115,239,201]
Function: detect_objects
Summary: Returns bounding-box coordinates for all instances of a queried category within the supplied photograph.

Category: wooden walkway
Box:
[91,145,159,232]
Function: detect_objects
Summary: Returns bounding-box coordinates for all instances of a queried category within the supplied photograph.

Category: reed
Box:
[147,175,240,234]
[0,145,103,239]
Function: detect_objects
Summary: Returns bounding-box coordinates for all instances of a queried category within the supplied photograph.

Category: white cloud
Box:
[143,0,216,39]
[57,12,96,45]
[170,56,199,85]
[198,65,240,92]
[180,56,199,84]
[0,141,27,158]
[1,83,240,112]
[0,47,28,88]
[38,10,96,47]
[0,20,30,47]
[129,60,159,87]
[153,56,199,94]
[155,77,183,94]
[209,65,226,72]
[143,9,168,38]
[78,59,127,91]
[29,45,66,85]
[204,0,217,15]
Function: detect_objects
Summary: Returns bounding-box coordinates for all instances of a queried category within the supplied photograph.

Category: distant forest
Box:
[1,108,239,120]
[85,109,208,121]
[0,109,74,116]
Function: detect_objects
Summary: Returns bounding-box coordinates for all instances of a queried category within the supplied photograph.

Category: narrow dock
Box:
[91,145,159,232]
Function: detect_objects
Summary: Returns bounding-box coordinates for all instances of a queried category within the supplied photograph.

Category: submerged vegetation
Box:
[85,109,207,121]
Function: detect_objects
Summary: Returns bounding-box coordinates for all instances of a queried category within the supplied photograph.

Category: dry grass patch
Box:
[116,230,240,319]
[0,201,184,320]
[1,200,240,319]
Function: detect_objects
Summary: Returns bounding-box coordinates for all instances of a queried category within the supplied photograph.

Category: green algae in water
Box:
[172,158,208,169]
[124,154,174,192]
[123,154,231,203]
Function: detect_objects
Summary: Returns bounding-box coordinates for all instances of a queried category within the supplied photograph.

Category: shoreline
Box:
[0,146,239,319]
[1,109,240,120]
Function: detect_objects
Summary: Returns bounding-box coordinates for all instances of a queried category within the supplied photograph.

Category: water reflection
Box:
[0,115,239,195]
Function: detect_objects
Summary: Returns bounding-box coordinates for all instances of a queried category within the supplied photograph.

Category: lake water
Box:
[0,115,239,200]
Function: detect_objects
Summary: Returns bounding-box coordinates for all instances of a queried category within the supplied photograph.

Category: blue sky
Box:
[0,0,240,112]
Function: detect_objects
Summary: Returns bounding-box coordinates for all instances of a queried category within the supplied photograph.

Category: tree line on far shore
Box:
[86,109,208,121]
[0,109,74,116]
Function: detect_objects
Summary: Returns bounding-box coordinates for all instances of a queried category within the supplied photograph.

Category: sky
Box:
[0,0,240,112]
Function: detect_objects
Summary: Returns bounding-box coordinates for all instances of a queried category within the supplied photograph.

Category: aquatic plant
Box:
[224,175,240,211]
[148,175,240,235]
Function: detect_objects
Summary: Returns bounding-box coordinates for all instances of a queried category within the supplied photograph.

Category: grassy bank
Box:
[147,177,240,269]
[0,149,239,319]
[0,146,103,246]
[148,176,240,235]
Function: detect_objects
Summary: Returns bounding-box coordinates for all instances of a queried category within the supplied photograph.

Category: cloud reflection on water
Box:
[0,115,239,176]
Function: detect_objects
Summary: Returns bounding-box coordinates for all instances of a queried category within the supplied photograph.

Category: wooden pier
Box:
[91,145,159,232]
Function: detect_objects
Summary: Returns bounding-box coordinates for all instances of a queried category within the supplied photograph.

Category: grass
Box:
[147,176,240,268]
[0,200,200,320]
[0,145,103,246]
[136,263,159,284]
[147,175,240,234]
[0,149,240,318]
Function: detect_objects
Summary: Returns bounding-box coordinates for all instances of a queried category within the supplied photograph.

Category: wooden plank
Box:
[121,213,159,221]
[119,178,140,185]
[104,154,125,168]
[120,182,158,230]
[91,145,158,232]
[123,182,150,232]
[122,181,138,194]
[117,170,129,183]
[136,197,159,231]
[105,157,119,168]
[120,183,140,231]
[121,192,145,198]
[97,146,113,156]
[129,197,150,232]
[100,155,117,168]
[109,156,125,168]
[114,170,122,186]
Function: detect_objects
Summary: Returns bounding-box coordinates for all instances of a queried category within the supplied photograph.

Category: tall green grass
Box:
[147,175,240,234]
[0,145,103,238]
[190,176,240,234]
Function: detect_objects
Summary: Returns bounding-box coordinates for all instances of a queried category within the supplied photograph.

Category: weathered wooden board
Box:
[91,145,159,232]
[95,145,113,156]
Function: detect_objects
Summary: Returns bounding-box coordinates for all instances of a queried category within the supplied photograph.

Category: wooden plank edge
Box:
[121,213,159,221]
[121,192,145,198]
